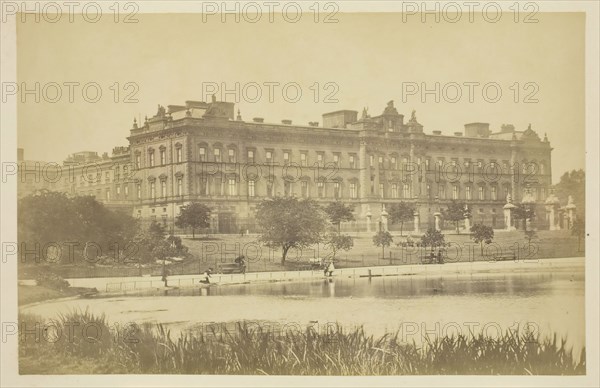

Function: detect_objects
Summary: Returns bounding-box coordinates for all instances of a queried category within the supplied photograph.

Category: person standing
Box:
[326,261,335,277]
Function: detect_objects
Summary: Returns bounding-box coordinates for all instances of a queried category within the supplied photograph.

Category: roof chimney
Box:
[281,119,292,125]
[252,117,264,123]
[432,130,442,135]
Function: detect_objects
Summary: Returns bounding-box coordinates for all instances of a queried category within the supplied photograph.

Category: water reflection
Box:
[155,271,583,300]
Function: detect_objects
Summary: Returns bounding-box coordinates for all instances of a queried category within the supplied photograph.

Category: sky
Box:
[17,11,585,183]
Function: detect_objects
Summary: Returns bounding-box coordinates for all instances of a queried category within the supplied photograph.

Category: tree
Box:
[470,223,494,256]
[554,169,585,219]
[512,204,536,231]
[324,201,355,234]
[420,228,445,249]
[571,218,585,251]
[256,197,327,263]
[175,202,212,238]
[442,200,469,234]
[373,231,393,259]
[325,232,354,261]
[388,202,415,236]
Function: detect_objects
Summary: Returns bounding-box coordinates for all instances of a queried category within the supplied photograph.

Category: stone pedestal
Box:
[565,195,576,230]
[380,206,389,232]
[365,208,372,233]
[413,211,420,234]
[464,216,471,232]
[503,193,517,231]
[433,212,442,231]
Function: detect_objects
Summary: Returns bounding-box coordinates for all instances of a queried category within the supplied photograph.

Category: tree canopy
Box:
[175,202,212,238]
[388,202,415,236]
[470,223,494,255]
[324,201,355,233]
[442,200,470,234]
[420,228,445,249]
[256,197,327,263]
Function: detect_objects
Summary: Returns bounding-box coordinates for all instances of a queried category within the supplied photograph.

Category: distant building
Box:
[18,99,553,232]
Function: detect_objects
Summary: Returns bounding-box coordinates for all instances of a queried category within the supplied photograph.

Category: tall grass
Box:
[19,311,585,375]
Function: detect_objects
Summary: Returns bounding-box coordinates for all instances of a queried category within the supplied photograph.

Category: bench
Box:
[216,263,246,274]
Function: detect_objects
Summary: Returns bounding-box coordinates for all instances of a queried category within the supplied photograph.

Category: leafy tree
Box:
[554,169,585,219]
[571,218,585,251]
[470,223,494,255]
[388,202,415,236]
[442,200,470,234]
[512,204,536,231]
[131,222,188,265]
[324,201,355,234]
[175,202,212,238]
[373,231,393,259]
[325,232,354,261]
[18,191,138,264]
[256,197,327,263]
[420,228,445,249]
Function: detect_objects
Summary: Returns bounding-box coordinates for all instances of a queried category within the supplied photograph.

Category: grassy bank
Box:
[18,285,96,305]
[19,311,585,375]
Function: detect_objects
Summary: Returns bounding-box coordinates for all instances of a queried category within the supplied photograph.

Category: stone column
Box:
[413,211,420,234]
[433,212,442,231]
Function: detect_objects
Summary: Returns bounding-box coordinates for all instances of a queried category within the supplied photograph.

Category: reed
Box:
[18,311,585,375]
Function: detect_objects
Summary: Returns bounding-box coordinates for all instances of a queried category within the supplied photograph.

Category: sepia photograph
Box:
[1,1,598,387]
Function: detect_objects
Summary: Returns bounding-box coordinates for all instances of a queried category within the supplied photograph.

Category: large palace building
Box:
[19,98,554,233]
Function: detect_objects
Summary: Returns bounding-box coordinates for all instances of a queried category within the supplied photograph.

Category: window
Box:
[137,184,141,199]
[334,182,340,198]
[150,182,156,199]
[228,178,236,196]
[349,155,356,169]
[541,187,546,199]
[379,183,385,198]
[149,151,155,167]
[199,147,206,162]
[502,161,509,172]
[504,186,510,199]
[350,182,357,199]
[114,167,120,183]
[317,181,324,198]
[106,188,111,201]
[369,155,374,168]
[135,154,141,169]
[402,157,409,170]
[176,147,182,163]
[177,177,183,196]
[124,185,129,197]
[267,179,274,197]
[248,180,255,197]
[214,148,221,162]
[391,183,398,198]
[161,180,167,198]
[301,181,308,198]
[466,186,472,200]
[105,171,110,183]
[391,157,397,170]
[300,152,307,166]
[378,156,384,168]
[160,149,166,165]
[283,151,290,164]
[116,186,121,196]
[426,184,431,198]
[540,163,545,175]
[284,181,291,197]
[478,186,485,200]
[317,152,324,164]
[491,186,497,200]
[370,177,375,194]
[464,159,471,169]
[438,185,445,199]
[403,183,411,199]
[333,154,340,167]
[426,158,431,171]
[452,185,459,200]
[228,149,236,163]
[247,150,254,163]
[265,151,273,163]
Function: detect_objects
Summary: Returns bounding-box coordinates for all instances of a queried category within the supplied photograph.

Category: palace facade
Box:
[19,98,554,233]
